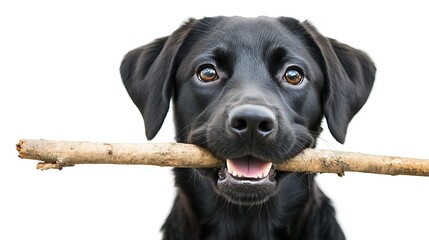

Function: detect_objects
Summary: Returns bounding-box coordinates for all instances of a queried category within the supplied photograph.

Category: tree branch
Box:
[16,139,429,176]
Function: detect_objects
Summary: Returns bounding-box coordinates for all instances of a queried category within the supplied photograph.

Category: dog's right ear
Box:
[120,19,196,140]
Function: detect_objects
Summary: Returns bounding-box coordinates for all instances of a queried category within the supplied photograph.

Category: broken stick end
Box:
[16,139,25,159]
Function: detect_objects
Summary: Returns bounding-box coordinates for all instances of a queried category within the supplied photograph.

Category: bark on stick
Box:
[16,139,429,176]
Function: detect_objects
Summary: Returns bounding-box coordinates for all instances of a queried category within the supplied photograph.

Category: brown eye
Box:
[284,68,304,85]
[198,66,218,82]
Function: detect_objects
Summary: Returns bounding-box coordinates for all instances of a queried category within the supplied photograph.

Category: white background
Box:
[1,0,428,239]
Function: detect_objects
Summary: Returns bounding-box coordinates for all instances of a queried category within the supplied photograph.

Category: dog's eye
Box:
[197,66,218,82]
[284,68,304,85]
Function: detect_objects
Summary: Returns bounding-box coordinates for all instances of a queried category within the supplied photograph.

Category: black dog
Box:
[120,16,376,240]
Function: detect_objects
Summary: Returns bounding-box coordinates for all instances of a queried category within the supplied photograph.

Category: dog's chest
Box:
[200,211,291,240]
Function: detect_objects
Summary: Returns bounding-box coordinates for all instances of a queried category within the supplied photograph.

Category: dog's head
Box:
[121,16,376,205]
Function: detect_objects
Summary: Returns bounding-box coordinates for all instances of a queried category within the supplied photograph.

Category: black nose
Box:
[228,104,276,140]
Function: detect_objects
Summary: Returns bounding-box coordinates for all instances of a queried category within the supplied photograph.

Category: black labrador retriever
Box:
[120,16,376,240]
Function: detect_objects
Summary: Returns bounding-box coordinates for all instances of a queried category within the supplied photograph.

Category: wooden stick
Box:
[16,139,429,176]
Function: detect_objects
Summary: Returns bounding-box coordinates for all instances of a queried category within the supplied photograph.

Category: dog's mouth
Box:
[220,156,275,180]
[216,156,278,205]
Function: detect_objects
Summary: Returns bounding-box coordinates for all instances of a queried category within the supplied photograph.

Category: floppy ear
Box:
[302,22,376,144]
[120,19,196,140]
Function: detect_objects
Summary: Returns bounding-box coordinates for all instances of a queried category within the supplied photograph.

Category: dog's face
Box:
[121,17,376,205]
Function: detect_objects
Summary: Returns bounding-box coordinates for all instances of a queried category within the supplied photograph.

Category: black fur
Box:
[121,16,376,240]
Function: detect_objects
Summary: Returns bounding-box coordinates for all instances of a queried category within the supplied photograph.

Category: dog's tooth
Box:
[262,163,273,178]
[262,170,267,178]
[226,159,231,174]
[232,170,237,177]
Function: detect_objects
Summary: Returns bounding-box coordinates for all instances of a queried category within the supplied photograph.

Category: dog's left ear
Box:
[302,22,376,144]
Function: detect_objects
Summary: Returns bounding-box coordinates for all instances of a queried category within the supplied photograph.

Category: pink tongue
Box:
[226,157,272,178]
